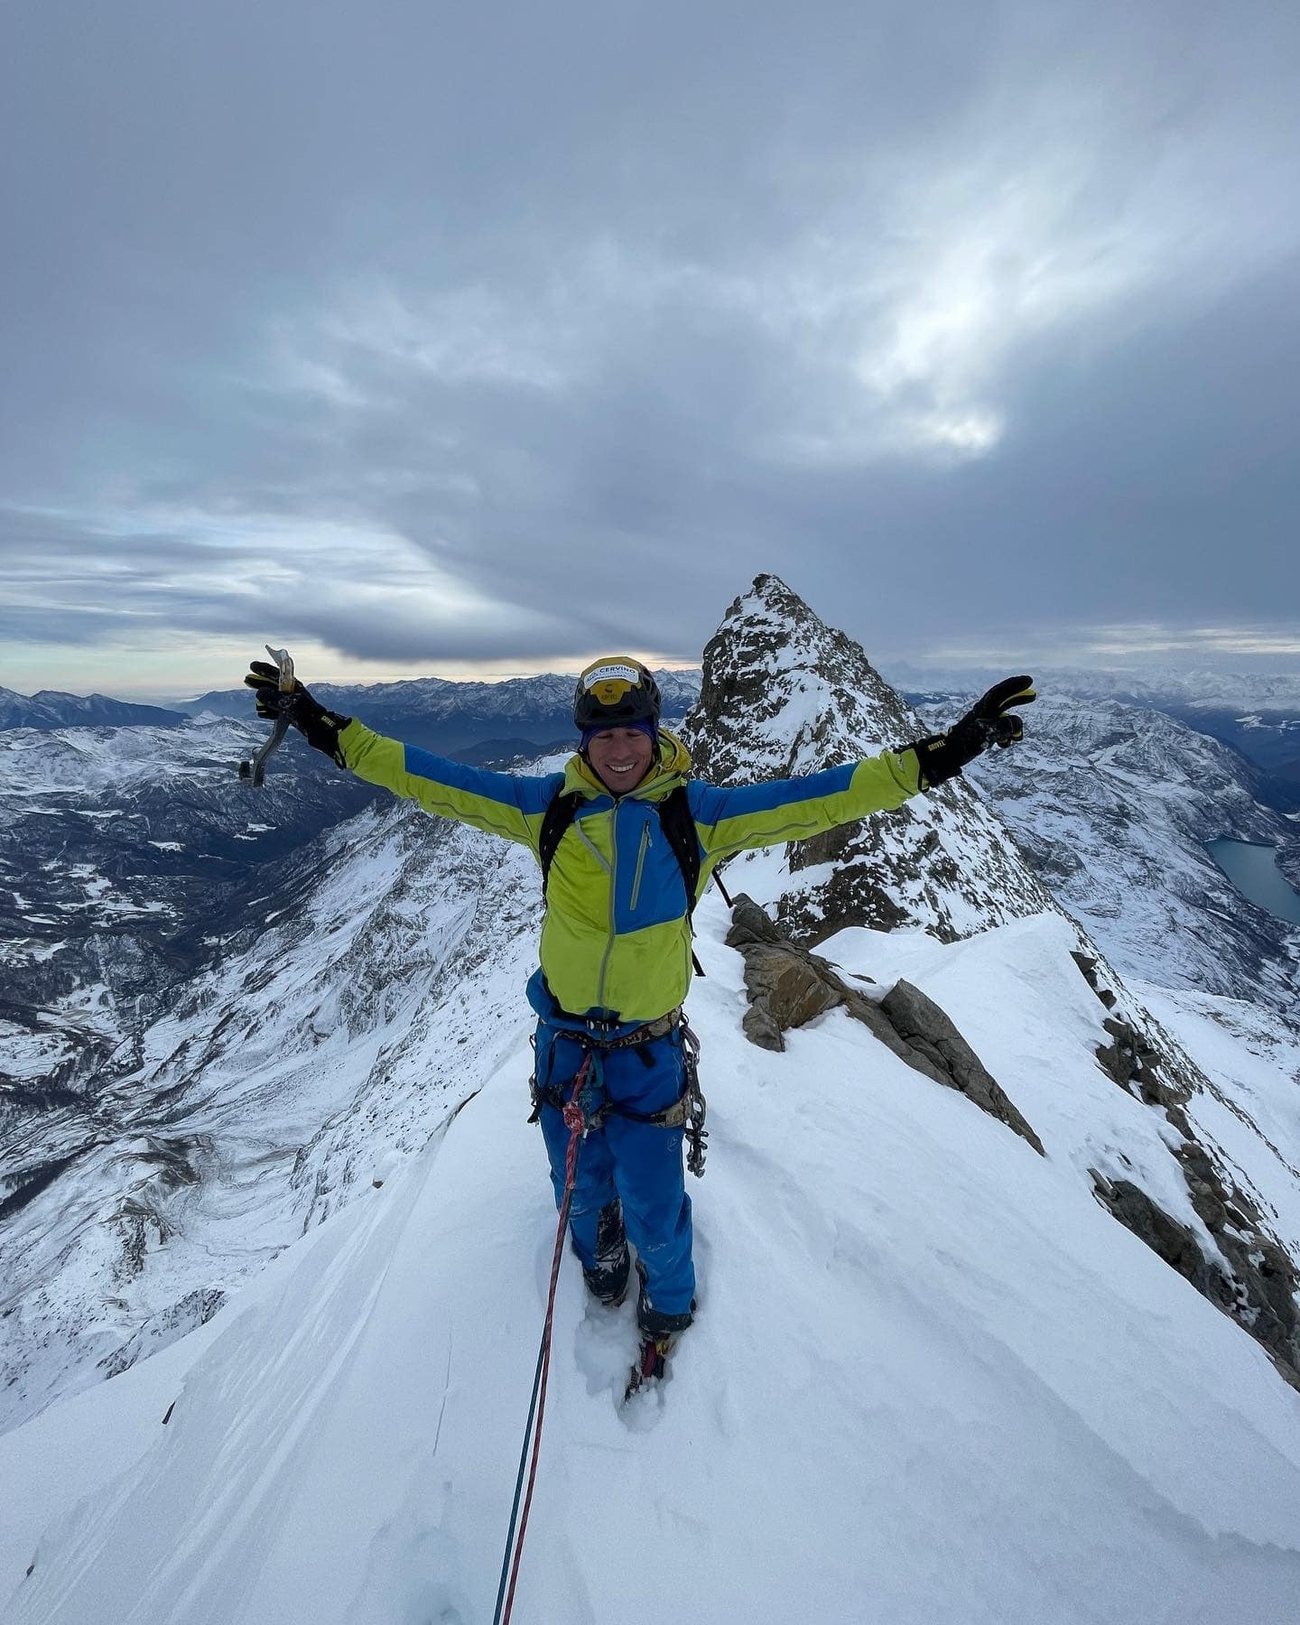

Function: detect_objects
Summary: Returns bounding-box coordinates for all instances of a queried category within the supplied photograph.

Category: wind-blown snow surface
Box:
[5,899,1300,1625]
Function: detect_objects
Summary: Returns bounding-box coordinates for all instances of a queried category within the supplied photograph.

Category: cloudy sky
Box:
[2,0,1298,698]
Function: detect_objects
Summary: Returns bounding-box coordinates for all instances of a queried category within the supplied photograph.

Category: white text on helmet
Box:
[582,662,642,689]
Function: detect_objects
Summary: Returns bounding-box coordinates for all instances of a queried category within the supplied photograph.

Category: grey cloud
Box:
[3,0,1299,685]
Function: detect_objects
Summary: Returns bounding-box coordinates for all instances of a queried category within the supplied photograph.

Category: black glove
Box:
[243,661,353,769]
[907,676,1036,789]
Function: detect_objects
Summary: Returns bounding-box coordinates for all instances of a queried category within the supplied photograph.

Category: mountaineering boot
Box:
[623,1263,696,1398]
[634,1260,695,1337]
[582,1198,630,1307]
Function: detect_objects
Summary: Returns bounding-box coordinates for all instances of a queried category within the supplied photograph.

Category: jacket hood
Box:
[562,727,692,800]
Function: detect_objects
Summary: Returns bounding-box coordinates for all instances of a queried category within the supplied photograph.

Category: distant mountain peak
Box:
[0,689,187,732]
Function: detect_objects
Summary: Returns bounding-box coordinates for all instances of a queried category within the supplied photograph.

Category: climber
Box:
[244,653,1034,1381]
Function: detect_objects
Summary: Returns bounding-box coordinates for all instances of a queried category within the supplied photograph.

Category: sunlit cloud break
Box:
[917,622,1300,671]
[1082,625,1300,659]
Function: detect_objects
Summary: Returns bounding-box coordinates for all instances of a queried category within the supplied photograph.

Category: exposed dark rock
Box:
[786,816,916,943]
[1172,1141,1300,1381]
[0,1146,97,1221]
[1163,1104,1193,1139]
[725,896,842,1050]
[1072,956,1300,1389]
[1095,1016,1192,1108]
[1091,1165,1300,1390]
[725,894,1043,1153]
[877,981,1046,1155]
[96,1285,227,1381]
[1090,1173,1230,1300]
[1070,950,1117,1008]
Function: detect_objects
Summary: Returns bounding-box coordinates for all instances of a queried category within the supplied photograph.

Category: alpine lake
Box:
[1204,838,1300,928]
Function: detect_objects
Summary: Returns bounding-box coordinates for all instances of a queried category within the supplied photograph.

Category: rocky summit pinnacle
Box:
[681,573,1055,946]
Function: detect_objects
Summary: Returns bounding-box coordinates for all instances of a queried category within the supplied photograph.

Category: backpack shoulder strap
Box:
[655,785,702,916]
[539,789,585,900]
[540,783,703,917]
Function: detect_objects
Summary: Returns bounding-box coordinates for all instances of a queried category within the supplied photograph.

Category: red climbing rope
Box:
[493,1056,593,1625]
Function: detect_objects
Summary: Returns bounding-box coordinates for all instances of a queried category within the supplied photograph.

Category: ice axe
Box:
[239,645,296,787]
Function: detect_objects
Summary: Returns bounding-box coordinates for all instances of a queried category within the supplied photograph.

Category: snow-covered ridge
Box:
[4,906,1300,1625]
[6,574,1299,1434]
[685,577,1300,1383]
[3,575,1300,1625]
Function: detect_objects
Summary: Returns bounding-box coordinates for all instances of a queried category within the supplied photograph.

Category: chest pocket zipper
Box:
[629,821,652,911]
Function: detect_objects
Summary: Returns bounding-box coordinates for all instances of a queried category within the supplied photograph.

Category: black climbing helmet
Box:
[572,658,662,733]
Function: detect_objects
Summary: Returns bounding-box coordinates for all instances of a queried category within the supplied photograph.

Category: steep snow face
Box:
[682,574,1057,945]
[0,783,548,1433]
[4,907,1300,1625]
[680,579,1300,1384]
[961,693,1300,1014]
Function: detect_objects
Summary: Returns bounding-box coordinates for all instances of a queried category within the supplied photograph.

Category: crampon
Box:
[624,1332,678,1400]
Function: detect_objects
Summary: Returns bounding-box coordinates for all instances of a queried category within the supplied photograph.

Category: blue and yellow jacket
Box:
[339,721,921,1022]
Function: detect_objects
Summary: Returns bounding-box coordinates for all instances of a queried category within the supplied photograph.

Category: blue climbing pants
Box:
[533,1019,695,1322]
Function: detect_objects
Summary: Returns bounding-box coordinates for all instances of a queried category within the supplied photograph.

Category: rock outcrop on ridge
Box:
[724,892,1044,1154]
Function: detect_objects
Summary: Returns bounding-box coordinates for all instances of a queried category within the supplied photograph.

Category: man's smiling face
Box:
[585,727,656,794]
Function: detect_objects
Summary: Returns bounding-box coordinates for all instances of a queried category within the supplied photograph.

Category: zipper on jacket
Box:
[595,805,619,1008]
[629,821,651,911]
[574,819,611,874]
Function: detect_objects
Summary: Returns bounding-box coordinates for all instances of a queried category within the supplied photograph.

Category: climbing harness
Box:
[492,1056,601,1625]
[527,1011,708,1178]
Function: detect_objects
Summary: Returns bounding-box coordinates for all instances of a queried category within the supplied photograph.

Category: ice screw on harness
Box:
[492,1054,601,1625]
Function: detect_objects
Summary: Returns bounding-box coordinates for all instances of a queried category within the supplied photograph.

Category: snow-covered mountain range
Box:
[891,661,1300,714]
[894,662,1300,805]
[182,666,703,720]
[2,578,1300,1622]
[959,693,1300,1009]
[0,718,378,1103]
[173,667,703,762]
